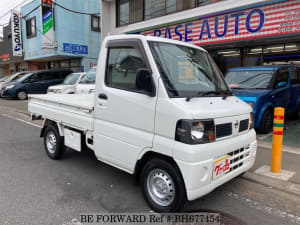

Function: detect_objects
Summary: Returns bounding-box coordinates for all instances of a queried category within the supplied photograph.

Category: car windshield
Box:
[149,41,230,98]
[15,73,33,82]
[63,73,81,85]
[79,68,96,84]
[7,72,26,82]
[225,70,275,89]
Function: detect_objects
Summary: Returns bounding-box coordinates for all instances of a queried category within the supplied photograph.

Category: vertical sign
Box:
[41,0,55,48]
[11,10,23,56]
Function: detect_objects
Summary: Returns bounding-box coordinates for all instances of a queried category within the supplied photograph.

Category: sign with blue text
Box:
[63,43,88,55]
[11,10,23,56]
[136,0,300,46]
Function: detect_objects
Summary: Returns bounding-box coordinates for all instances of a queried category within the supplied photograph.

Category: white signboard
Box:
[11,10,23,57]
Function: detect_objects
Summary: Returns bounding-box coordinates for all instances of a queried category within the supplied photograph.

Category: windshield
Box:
[15,73,33,82]
[149,42,230,97]
[63,73,81,85]
[79,68,96,84]
[7,72,26,82]
[225,70,275,89]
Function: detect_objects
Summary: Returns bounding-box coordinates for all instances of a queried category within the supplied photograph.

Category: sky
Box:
[0,0,33,37]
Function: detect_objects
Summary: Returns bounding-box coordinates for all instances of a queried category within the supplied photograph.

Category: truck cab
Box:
[29,35,257,212]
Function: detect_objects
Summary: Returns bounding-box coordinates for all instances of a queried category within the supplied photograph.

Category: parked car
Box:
[29,35,256,212]
[76,67,96,94]
[47,72,86,94]
[225,65,300,133]
[0,72,28,93]
[1,69,72,100]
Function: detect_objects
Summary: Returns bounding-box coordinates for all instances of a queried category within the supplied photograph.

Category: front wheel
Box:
[141,158,187,212]
[43,125,65,159]
[17,90,27,100]
[259,108,273,134]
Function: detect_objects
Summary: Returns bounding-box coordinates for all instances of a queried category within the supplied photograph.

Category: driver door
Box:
[93,40,157,173]
[272,68,290,109]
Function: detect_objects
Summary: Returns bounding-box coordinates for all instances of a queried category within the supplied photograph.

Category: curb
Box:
[242,171,300,197]
[258,140,300,155]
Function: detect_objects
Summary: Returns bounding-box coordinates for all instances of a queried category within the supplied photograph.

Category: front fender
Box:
[255,102,273,129]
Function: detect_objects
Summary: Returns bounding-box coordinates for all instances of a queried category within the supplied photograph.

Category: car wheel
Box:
[141,158,187,212]
[17,90,27,100]
[259,108,273,134]
[43,125,65,159]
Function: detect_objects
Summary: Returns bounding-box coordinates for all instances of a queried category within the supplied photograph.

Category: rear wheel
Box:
[259,108,273,134]
[17,90,27,100]
[43,125,65,159]
[141,158,186,212]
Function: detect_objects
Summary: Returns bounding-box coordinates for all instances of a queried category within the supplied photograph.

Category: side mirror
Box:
[277,81,287,88]
[135,68,155,97]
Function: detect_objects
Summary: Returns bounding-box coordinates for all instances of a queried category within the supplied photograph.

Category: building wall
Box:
[21,0,101,71]
[100,0,267,40]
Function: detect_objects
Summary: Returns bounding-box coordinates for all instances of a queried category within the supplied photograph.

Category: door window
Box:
[291,67,298,85]
[275,69,288,88]
[105,47,147,92]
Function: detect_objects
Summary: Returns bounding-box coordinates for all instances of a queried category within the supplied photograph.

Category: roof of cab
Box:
[104,34,208,53]
[228,65,299,72]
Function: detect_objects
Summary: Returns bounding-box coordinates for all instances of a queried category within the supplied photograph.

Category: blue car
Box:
[225,66,300,133]
[0,69,72,100]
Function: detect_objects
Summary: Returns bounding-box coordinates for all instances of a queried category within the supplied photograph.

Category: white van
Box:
[47,72,86,94]
[29,35,257,212]
[76,67,96,94]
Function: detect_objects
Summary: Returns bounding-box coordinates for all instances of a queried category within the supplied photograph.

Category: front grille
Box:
[228,147,251,173]
[216,123,232,139]
[239,119,249,132]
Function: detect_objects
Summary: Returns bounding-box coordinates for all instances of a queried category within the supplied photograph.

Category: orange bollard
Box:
[271,107,285,173]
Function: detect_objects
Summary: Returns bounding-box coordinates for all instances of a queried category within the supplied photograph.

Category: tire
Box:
[17,90,27,100]
[140,158,187,212]
[43,125,65,159]
[259,108,273,134]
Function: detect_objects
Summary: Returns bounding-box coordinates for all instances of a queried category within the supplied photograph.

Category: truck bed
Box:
[28,94,94,131]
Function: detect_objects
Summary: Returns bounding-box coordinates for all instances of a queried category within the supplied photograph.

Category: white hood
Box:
[172,96,252,119]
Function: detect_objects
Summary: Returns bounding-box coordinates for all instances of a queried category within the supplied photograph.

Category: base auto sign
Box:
[137,0,300,46]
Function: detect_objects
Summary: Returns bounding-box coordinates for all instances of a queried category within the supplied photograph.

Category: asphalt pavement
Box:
[0,99,300,225]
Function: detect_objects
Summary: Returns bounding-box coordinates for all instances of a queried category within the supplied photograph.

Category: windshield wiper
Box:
[186,91,220,102]
[186,90,232,102]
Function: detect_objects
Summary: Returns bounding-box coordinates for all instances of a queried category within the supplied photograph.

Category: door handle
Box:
[98,93,108,100]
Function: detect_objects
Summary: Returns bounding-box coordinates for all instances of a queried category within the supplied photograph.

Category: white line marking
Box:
[1,113,41,128]
[258,142,300,155]
[227,192,300,224]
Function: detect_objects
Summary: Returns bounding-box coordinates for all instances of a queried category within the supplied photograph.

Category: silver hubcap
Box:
[18,91,27,100]
[147,169,175,207]
[46,131,57,154]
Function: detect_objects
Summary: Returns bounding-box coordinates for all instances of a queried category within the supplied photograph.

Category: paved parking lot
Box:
[0,98,300,225]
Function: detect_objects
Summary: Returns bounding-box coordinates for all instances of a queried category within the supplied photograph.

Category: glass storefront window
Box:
[117,0,216,27]
[118,0,130,25]
[197,0,223,6]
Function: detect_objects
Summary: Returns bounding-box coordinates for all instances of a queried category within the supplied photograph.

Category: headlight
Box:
[175,119,215,144]
[248,102,255,110]
[5,85,15,89]
[89,89,95,94]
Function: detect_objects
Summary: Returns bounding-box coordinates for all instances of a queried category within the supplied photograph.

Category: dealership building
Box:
[101,0,300,72]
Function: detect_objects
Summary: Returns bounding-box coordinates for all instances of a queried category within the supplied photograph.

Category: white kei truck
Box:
[28,35,257,212]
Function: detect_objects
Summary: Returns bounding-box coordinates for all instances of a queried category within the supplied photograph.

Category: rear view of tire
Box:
[141,158,187,212]
[17,90,27,100]
[259,108,273,134]
[43,125,65,159]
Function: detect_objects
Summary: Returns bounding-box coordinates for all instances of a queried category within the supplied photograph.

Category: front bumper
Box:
[174,129,257,201]
[1,88,17,98]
